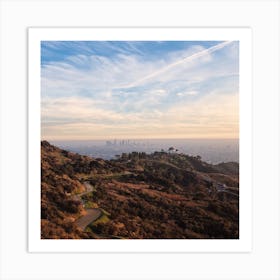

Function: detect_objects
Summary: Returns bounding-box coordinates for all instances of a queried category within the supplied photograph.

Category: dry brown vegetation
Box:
[41,141,239,239]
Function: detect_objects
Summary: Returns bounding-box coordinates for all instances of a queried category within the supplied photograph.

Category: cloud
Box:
[120,41,233,89]
[41,41,239,140]
[176,91,198,97]
[42,91,238,140]
[41,41,237,98]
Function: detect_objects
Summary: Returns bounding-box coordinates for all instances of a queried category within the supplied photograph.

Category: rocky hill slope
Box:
[41,141,239,239]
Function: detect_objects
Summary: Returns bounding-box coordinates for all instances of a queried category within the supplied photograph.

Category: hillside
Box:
[41,141,239,239]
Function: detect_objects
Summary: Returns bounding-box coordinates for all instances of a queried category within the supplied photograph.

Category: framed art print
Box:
[28,27,252,253]
[1,0,280,279]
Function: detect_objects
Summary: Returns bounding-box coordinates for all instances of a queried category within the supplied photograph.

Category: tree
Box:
[168,147,175,153]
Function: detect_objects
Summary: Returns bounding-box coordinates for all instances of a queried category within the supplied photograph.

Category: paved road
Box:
[80,181,94,196]
[73,182,102,231]
[75,208,102,230]
[73,181,94,200]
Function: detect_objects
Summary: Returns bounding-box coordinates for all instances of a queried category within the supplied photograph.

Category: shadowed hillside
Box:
[41,141,239,239]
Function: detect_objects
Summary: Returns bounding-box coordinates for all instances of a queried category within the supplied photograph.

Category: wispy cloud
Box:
[41,91,238,140]
[41,41,239,140]
[120,41,233,89]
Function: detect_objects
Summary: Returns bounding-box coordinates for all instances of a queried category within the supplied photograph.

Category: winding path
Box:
[75,208,102,230]
[73,182,102,231]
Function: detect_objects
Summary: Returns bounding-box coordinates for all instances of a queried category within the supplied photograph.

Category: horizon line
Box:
[43,137,239,142]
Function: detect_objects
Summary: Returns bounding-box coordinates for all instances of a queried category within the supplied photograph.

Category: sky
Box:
[41,40,239,140]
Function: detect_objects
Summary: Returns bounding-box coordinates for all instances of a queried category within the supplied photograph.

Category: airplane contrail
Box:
[119,41,233,89]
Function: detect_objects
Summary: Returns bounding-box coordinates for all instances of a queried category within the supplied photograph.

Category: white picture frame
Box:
[1,1,279,279]
[28,27,252,253]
